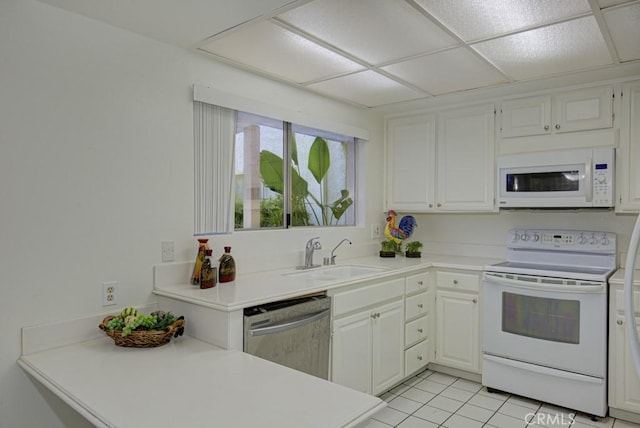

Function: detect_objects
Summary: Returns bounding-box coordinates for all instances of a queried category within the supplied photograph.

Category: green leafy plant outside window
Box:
[259,136,353,226]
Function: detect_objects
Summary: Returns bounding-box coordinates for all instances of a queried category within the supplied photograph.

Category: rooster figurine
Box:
[384,210,417,245]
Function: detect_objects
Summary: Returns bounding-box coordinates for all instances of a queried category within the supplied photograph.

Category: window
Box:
[234,111,356,230]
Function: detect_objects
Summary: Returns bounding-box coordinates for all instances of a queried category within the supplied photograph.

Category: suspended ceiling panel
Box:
[306,70,425,107]
[277,0,457,65]
[382,48,508,95]
[473,16,612,81]
[413,0,592,41]
[603,3,640,62]
[199,20,365,84]
[39,0,640,108]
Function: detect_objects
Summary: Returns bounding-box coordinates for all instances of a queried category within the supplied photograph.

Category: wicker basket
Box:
[99,315,185,348]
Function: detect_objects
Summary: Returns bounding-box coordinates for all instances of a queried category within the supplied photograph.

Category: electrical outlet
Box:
[371,224,381,239]
[102,281,117,306]
[161,241,174,262]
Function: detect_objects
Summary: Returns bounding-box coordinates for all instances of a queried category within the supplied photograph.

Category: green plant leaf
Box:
[291,134,299,166]
[259,150,285,194]
[308,137,330,184]
[330,189,353,221]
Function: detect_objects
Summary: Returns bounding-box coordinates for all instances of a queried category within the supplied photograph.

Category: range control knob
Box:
[531,233,540,242]
[589,234,598,245]
[521,233,530,242]
[601,235,610,246]
[511,231,520,242]
[577,234,587,245]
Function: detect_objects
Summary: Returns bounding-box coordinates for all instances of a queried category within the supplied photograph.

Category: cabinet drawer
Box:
[406,272,429,295]
[405,316,429,348]
[405,292,430,320]
[333,278,404,317]
[405,340,429,377]
[614,289,640,314]
[437,271,479,291]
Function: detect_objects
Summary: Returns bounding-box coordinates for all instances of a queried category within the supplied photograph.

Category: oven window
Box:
[502,292,580,344]
[506,171,580,192]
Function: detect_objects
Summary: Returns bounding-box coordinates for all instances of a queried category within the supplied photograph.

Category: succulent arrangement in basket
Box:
[100,307,185,348]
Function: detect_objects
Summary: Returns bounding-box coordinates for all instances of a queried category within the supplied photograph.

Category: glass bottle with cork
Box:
[218,246,236,283]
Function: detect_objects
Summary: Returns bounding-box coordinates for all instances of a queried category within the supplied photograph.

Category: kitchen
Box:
[3,0,640,427]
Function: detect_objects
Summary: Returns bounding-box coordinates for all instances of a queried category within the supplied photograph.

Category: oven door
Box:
[482,272,607,377]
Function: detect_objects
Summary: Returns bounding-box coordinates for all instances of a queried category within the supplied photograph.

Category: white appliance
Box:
[483,229,616,417]
[498,148,614,208]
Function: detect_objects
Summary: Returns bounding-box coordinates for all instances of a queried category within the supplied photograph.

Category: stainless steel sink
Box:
[283,264,387,281]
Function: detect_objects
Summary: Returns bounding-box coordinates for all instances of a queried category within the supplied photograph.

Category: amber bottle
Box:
[218,246,236,283]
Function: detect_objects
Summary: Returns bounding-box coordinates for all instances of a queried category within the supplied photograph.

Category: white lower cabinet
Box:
[404,271,432,377]
[609,281,640,420]
[330,278,405,395]
[434,270,481,374]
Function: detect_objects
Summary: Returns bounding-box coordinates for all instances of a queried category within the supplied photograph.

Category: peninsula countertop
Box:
[18,335,384,428]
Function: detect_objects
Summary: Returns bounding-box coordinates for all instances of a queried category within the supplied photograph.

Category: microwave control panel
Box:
[592,149,614,207]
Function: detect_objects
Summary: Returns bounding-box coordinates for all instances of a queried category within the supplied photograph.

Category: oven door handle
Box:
[483,272,604,293]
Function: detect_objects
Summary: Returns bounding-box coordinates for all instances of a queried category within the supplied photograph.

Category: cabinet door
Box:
[554,86,613,133]
[436,104,496,211]
[385,114,436,211]
[501,95,552,138]
[611,314,640,413]
[618,82,640,212]
[331,311,373,394]
[435,290,480,373]
[372,300,405,395]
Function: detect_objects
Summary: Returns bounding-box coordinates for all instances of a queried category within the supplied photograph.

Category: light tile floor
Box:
[366,369,640,428]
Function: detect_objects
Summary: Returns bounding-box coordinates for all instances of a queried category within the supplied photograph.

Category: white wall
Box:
[0,1,383,427]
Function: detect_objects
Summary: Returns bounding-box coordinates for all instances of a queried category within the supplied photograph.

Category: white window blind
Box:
[194,102,237,235]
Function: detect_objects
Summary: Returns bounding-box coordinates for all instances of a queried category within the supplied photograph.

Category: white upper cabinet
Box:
[385,104,496,212]
[617,81,640,212]
[385,114,436,211]
[436,104,496,212]
[501,86,614,138]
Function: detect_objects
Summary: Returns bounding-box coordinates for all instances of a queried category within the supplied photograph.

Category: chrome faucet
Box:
[331,239,352,265]
[303,237,322,269]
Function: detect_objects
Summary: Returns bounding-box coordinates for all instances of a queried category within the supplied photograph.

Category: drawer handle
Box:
[417,356,423,361]
[418,328,423,333]
[544,125,550,131]
[618,320,623,325]
[418,281,423,285]
[555,124,560,130]
[417,304,424,309]
[473,298,477,304]
[453,280,458,285]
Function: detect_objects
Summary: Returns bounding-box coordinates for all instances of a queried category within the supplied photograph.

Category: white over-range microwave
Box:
[497,147,615,208]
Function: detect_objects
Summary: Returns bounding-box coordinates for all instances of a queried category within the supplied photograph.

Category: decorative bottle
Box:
[199,249,217,289]
[190,238,209,285]
[218,246,236,283]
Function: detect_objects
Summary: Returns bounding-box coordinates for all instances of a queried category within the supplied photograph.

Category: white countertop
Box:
[18,336,384,428]
[610,268,640,285]
[154,254,501,311]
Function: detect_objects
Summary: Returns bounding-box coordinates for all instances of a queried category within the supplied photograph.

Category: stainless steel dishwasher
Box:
[243,293,331,379]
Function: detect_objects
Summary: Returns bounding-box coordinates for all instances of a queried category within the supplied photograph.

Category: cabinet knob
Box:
[418,328,423,333]
[453,280,458,285]
[417,356,423,361]
[437,203,442,207]
[555,124,560,129]
[618,320,623,325]
[429,203,433,208]
[418,281,423,285]
[473,298,478,304]
[544,125,549,131]
[418,304,424,308]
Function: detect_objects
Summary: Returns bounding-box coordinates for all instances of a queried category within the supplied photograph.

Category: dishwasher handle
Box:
[248,309,330,337]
